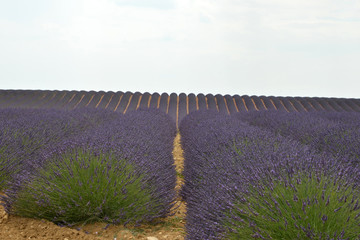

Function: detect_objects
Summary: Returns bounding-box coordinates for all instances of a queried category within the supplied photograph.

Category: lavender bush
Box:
[0,108,73,190]
[6,149,154,225]
[0,133,19,189]
[236,111,360,164]
[225,171,360,239]
[0,108,120,190]
[235,111,334,145]
[180,110,360,239]
[2,108,177,226]
[224,142,360,239]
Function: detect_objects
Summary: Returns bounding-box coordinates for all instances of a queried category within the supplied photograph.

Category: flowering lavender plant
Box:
[2,108,177,226]
[0,136,18,189]
[5,148,155,225]
[180,110,360,239]
[0,108,119,190]
[224,161,360,239]
[236,111,360,164]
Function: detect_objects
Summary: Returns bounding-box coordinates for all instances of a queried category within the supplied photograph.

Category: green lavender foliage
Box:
[225,172,360,239]
[10,149,155,225]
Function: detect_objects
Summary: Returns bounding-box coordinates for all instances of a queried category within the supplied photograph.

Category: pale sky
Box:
[0,0,359,98]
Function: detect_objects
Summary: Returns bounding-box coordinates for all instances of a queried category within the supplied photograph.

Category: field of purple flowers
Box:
[180,110,360,239]
[1,106,360,240]
[1,108,177,227]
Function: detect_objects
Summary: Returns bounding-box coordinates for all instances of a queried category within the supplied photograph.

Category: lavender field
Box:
[180,110,360,239]
[1,93,360,239]
[1,90,360,127]
[1,108,177,228]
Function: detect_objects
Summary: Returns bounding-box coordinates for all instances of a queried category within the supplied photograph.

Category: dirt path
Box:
[0,133,186,240]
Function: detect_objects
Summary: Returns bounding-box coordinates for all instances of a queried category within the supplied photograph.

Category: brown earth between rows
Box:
[0,133,186,240]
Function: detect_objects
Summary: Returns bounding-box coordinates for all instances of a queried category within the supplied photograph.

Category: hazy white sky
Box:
[0,0,359,98]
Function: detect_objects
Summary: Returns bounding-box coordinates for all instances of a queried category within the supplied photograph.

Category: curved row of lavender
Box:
[179,110,360,239]
[1,108,177,226]
[236,111,360,164]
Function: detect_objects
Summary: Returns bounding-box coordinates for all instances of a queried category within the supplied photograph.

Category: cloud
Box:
[111,0,175,9]
[0,0,359,97]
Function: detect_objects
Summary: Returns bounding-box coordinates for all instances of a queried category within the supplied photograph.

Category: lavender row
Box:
[0,108,114,190]
[1,108,177,226]
[179,110,360,239]
[236,111,360,164]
